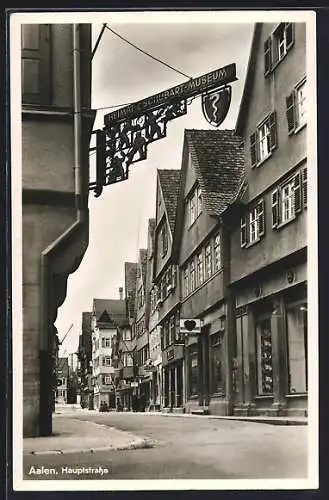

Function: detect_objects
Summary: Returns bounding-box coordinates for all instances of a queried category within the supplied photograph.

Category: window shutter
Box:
[257,200,265,237]
[302,167,307,207]
[286,93,296,134]
[264,37,272,75]
[286,23,294,49]
[294,172,302,213]
[269,111,277,150]
[240,216,247,247]
[250,132,258,167]
[22,24,51,105]
[271,189,279,228]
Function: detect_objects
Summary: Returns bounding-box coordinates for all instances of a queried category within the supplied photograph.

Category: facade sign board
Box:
[180,319,202,335]
[90,63,237,197]
[104,63,237,126]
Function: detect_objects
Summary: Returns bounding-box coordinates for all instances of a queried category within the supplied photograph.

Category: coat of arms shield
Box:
[202,86,232,127]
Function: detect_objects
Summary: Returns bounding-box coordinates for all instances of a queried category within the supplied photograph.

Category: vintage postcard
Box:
[10,9,318,492]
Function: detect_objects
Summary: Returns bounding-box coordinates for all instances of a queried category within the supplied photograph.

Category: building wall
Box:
[231,22,307,417]
[22,23,93,436]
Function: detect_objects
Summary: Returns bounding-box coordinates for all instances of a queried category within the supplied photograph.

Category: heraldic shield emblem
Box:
[202,86,232,127]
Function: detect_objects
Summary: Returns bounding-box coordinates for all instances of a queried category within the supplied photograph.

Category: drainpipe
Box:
[39,24,86,436]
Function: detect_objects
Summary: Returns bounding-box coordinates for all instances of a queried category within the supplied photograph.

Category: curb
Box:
[25,437,156,456]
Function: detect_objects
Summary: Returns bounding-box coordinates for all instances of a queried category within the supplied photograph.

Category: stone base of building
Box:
[185,397,232,416]
[233,395,308,417]
[161,406,184,414]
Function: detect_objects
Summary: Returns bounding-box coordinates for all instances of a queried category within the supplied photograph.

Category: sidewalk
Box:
[72,406,307,426]
[23,414,154,456]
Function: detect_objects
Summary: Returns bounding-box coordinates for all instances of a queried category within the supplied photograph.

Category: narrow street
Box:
[23,409,308,480]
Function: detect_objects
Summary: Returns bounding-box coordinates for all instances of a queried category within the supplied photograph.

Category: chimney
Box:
[119,287,123,300]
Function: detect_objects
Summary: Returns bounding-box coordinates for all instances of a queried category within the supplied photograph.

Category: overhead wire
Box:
[91,23,107,60]
[104,24,193,80]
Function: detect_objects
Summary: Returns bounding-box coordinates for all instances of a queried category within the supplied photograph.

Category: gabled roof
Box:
[235,23,261,136]
[184,129,244,216]
[92,298,127,327]
[124,262,138,320]
[157,169,181,233]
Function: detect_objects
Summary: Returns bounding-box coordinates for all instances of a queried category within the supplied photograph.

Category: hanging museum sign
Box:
[89,63,237,197]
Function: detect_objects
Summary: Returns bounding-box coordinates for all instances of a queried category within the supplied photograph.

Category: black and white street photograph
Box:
[10,9,318,491]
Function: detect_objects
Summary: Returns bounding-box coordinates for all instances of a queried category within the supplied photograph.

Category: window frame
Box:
[264,23,294,76]
[241,199,265,248]
[272,167,307,229]
[286,78,307,135]
[187,184,202,227]
[250,112,277,168]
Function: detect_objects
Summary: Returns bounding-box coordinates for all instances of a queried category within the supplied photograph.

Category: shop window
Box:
[286,303,307,393]
[241,199,265,247]
[209,332,224,394]
[189,350,199,397]
[286,78,307,133]
[272,168,307,228]
[255,317,273,395]
[21,24,51,105]
[250,112,277,167]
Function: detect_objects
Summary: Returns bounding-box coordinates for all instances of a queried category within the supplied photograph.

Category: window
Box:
[250,113,277,166]
[255,317,273,395]
[205,243,212,279]
[286,303,307,393]
[188,184,202,226]
[214,233,221,271]
[122,329,131,341]
[190,260,196,292]
[272,168,307,228]
[197,251,204,285]
[241,199,265,247]
[137,286,144,308]
[103,375,112,385]
[188,193,196,226]
[160,223,168,256]
[196,185,202,217]
[286,79,307,133]
[123,352,133,367]
[209,333,224,394]
[169,314,176,345]
[101,337,111,348]
[264,23,294,75]
[183,266,189,297]
[102,356,111,367]
[21,24,51,105]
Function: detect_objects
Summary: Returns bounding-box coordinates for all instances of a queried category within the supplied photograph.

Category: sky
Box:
[55,18,254,356]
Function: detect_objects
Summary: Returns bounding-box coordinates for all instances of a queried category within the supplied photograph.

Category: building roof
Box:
[184,129,245,216]
[157,169,181,233]
[92,298,127,327]
[124,262,138,320]
[235,23,261,136]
